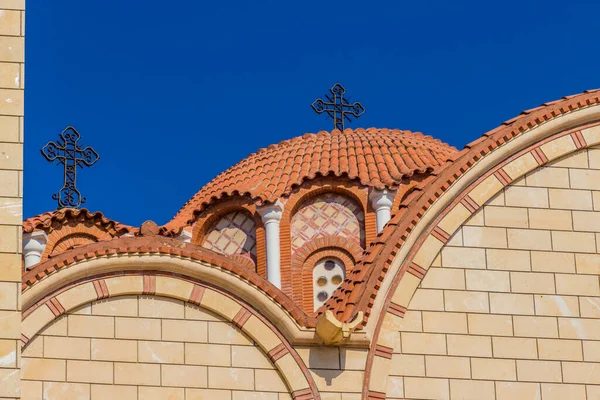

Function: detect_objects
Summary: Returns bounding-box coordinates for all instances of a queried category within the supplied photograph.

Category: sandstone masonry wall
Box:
[387,147,600,399]
[21,295,292,400]
[0,1,24,398]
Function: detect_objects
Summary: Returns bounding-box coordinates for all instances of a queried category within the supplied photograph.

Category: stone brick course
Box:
[385,146,600,399]
[22,296,292,399]
[0,2,23,398]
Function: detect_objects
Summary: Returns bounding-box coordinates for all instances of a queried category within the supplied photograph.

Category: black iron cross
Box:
[41,126,100,209]
[312,83,365,131]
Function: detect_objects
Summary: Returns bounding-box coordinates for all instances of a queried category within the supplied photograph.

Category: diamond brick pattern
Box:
[202,211,257,262]
[291,193,364,253]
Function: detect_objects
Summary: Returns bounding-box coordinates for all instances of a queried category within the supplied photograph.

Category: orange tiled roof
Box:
[23,208,137,235]
[320,89,600,326]
[169,128,458,228]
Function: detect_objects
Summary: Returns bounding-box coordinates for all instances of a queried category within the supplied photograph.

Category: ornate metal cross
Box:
[312,83,365,131]
[41,126,100,209]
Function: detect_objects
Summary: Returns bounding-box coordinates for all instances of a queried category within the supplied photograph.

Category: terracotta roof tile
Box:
[23,208,137,236]
[168,128,458,228]
[319,89,600,326]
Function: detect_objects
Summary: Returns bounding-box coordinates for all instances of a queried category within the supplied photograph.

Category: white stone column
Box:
[23,231,48,270]
[177,229,192,243]
[369,189,397,233]
[257,200,284,288]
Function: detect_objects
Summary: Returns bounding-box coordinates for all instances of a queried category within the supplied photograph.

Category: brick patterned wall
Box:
[21,295,292,400]
[387,147,600,399]
[0,1,24,398]
[202,211,257,263]
[291,193,365,254]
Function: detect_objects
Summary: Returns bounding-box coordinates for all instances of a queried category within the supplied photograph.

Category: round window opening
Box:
[316,277,328,287]
[313,258,346,311]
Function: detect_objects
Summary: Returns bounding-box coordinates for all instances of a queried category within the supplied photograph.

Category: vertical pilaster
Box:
[0,1,24,398]
[257,200,284,289]
[369,189,397,234]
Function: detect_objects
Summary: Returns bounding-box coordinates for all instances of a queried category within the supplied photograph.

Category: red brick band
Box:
[571,130,587,149]
[374,345,393,359]
[188,285,205,305]
[431,226,451,243]
[143,275,156,295]
[93,279,109,299]
[460,195,479,213]
[292,388,313,400]
[268,342,289,363]
[21,334,30,347]
[46,297,65,317]
[388,302,407,318]
[531,147,549,165]
[407,262,426,279]
[232,308,252,329]
[494,168,512,186]
[367,390,386,399]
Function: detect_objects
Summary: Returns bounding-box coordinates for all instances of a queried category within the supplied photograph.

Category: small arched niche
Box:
[201,210,257,264]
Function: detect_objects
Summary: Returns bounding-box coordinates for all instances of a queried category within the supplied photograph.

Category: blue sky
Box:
[24,0,600,226]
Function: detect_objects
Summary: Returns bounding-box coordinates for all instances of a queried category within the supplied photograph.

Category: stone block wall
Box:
[0,0,24,398]
[21,295,292,400]
[387,146,600,399]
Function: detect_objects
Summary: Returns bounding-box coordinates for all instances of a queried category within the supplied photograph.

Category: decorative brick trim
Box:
[367,391,386,400]
[571,130,587,149]
[23,271,321,400]
[22,235,318,329]
[143,275,156,295]
[460,195,479,213]
[46,297,65,317]
[267,343,289,363]
[188,285,205,306]
[493,168,512,186]
[374,345,393,359]
[388,302,406,318]
[407,262,426,279]
[431,226,451,243]
[232,308,252,329]
[531,147,549,165]
[191,198,264,276]
[292,388,314,400]
[93,279,109,300]
[280,178,370,296]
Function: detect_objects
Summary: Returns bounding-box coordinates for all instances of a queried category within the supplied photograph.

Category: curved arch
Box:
[286,178,368,218]
[49,233,98,257]
[21,236,369,347]
[200,209,258,265]
[289,235,363,312]
[191,197,266,276]
[44,223,112,261]
[279,177,372,296]
[21,271,320,399]
[361,104,600,398]
[324,90,600,327]
[302,250,352,314]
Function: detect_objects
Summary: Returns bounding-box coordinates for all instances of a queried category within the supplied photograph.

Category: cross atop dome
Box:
[41,126,100,209]
[311,83,365,131]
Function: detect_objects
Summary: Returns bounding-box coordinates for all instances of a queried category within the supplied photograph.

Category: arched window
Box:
[202,210,257,263]
[312,258,345,310]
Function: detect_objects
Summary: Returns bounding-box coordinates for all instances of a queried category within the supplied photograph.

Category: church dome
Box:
[170,128,458,226]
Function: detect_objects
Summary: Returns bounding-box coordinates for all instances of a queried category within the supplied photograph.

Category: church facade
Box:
[5,5,600,400]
